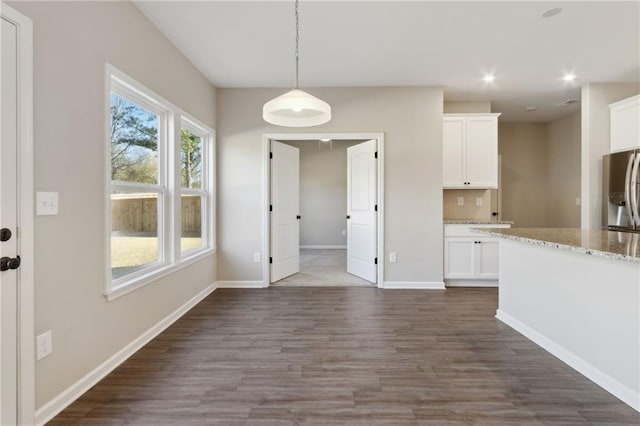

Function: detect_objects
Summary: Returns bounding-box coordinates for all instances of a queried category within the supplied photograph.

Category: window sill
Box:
[105,247,216,302]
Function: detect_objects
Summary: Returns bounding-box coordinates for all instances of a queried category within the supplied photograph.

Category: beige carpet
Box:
[271,249,374,287]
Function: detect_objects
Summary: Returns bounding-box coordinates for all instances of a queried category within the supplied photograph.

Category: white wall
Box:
[547,111,581,227]
[9,1,217,408]
[218,87,444,284]
[581,83,640,229]
[281,140,360,247]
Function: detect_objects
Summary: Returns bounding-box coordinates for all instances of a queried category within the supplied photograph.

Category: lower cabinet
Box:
[444,223,510,287]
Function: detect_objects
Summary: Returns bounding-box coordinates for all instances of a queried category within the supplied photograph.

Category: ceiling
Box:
[134,1,640,122]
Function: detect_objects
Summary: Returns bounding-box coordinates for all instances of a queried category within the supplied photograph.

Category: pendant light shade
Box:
[263,0,331,127]
[263,89,331,127]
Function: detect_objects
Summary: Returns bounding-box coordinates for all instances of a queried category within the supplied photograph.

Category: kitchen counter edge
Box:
[472,228,640,263]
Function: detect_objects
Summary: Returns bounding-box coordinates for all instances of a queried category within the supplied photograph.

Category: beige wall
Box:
[547,111,581,227]
[443,190,493,220]
[581,83,640,229]
[218,87,444,283]
[498,113,583,228]
[282,140,361,247]
[499,123,549,227]
[443,101,492,113]
[9,1,217,408]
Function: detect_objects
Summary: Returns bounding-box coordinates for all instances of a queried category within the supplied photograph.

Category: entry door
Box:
[1,16,20,426]
[270,141,300,282]
[347,140,377,283]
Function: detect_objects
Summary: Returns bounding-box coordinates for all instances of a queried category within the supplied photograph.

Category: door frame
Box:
[1,4,35,424]
[261,133,385,288]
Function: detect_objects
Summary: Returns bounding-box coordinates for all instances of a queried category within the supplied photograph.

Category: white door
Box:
[347,140,377,283]
[444,239,476,279]
[442,117,466,187]
[1,16,19,426]
[476,239,499,279]
[466,117,497,187]
[270,141,300,282]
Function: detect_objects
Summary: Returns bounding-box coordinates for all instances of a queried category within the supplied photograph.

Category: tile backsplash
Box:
[443,189,494,221]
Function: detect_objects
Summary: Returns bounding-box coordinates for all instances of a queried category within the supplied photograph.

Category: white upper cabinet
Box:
[610,95,640,153]
[443,113,500,189]
[442,117,465,186]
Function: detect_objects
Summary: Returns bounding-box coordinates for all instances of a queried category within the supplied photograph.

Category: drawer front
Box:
[444,223,510,237]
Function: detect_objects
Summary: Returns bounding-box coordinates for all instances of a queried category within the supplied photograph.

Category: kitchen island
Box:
[474,228,640,411]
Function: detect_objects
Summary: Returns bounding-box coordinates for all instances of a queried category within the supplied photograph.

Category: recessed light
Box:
[562,73,577,82]
[542,7,562,18]
[483,74,496,83]
[524,106,537,112]
[320,138,331,142]
[292,107,303,112]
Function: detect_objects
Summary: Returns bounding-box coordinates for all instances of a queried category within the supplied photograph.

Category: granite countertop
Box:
[472,228,640,263]
[444,220,514,225]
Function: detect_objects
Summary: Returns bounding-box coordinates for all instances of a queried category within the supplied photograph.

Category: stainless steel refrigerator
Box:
[603,149,640,232]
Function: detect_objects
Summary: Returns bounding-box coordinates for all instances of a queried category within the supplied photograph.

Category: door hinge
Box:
[270,152,273,159]
[269,257,273,264]
[374,204,378,212]
[374,151,378,159]
[270,204,273,212]
[374,257,378,265]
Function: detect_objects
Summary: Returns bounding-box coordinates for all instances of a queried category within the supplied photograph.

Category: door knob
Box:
[296,215,301,220]
[0,256,20,272]
[0,228,11,242]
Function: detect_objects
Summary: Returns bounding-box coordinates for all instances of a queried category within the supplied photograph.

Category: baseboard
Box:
[299,245,347,250]
[496,309,639,412]
[445,279,498,287]
[34,283,217,426]
[215,280,266,288]
[382,281,446,289]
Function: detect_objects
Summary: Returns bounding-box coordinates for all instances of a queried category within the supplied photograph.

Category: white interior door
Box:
[1,16,20,426]
[347,140,377,283]
[270,141,300,282]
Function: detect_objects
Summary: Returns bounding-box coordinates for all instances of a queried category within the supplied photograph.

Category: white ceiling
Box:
[134,1,640,122]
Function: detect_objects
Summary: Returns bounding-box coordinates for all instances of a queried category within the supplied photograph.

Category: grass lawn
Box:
[112,236,203,268]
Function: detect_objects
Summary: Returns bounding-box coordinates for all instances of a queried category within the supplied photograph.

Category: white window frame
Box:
[105,65,215,301]
[179,117,214,259]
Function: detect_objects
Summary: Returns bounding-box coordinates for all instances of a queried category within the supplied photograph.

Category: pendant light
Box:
[263,0,331,127]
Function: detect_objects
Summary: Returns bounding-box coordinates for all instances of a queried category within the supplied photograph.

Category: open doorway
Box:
[262,133,384,288]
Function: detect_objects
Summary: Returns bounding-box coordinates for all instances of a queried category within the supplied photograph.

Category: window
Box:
[107,66,214,299]
[180,120,210,255]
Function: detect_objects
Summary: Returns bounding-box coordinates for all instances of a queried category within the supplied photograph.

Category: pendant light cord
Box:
[294,0,299,89]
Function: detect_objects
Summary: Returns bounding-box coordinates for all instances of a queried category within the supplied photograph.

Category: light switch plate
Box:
[389,252,397,263]
[457,197,464,206]
[476,197,483,206]
[36,330,53,360]
[36,192,59,216]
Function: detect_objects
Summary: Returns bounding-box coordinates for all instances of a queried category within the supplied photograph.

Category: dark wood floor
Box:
[49,288,640,425]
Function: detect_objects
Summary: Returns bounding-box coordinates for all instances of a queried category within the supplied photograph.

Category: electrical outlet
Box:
[457,197,464,206]
[389,252,397,263]
[36,330,53,360]
[253,252,261,263]
[36,192,59,216]
[476,197,483,206]
[341,229,346,236]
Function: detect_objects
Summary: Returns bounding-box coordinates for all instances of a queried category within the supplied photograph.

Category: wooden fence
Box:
[111,194,201,233]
